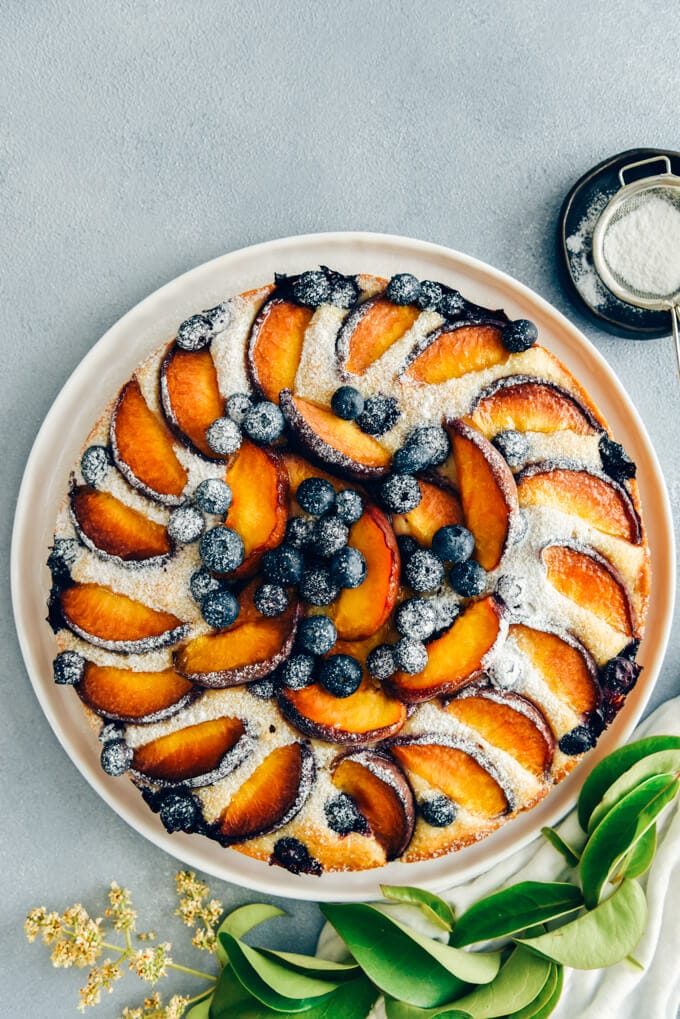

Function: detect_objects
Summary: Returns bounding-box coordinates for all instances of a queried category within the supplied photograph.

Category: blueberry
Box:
[177,314,213,351]
[496,574,524,613]
[380,474,421,514]
[404,549,444,592]
[291,270,332,308]
[395,598,437,640]
[501,318,538,353]
[204,302,231,331]
[299,567,339,607]
[366,644,397,680]
[201,589,240,628]
[432,524,475,563]
[199,526,245,573]
[297,615,337,656]
[271,836,322,875]
[432,597,460,633]
[225,392,253,424]
[334,489,363,525]
[492,430,529,469]
[325,794,368,836]
[281,653,316,689]
[386,273,421,305]
[396,534,419,560]
[190,567,224,603]
[159,790,200,833]
[599,435,636,482]
[284,516,315,550]
[47,539,79,584]
[53,650,85,685]
[356,394,400,436]
[449,559,486,597]
[205,416,242,457]
[394,637,428,673]
[254,583,289,617]
[600,655,642,694]
[330,546,367,589]
[296,477,336,516]
[328,272,360,309]
[319,654,363,697]
[312,517,349,559]
[195,478,232,515]
[415,279,444,311]
[100,739,133,776]
[393,426,450,474]
[420,795,457,827]
[438,290,466,318]
[263,544,304,585]
[249,673,278,699]
[242,401,285,444]
[558,725,596,756]
[80,445,111,486]
[331,385,365,421]
[167,504,205,544]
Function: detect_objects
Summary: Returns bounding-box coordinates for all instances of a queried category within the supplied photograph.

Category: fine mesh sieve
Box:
[592,155,680,376]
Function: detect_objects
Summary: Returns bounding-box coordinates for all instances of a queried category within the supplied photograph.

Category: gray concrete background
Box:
[1,2,678,1015]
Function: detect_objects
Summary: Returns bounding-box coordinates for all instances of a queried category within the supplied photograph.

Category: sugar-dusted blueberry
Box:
[325,793,368,836]
[492,429,529,469]
[386,273,421,305]
[395,598,437,640]
[334,488,363,525]
[501,318,538,353]
[395,426,450,474]
[53,649,85,685]
[168,504,205,544]
[296,477,336,516]
[195,478,232,516]
[177,313,213,351]
[599,435,636,482]
[291,269,332,308]
[201,588,240,629]
[271,836,322,875]
[394,637,428,674]
[366,643,397,681]
[328,272,360,309]
[249,673,279,699]
[297,615,337,656]
[254,582,289,617]
[47,539,80,584]
[432,596,460,634]
[319,654,363,697]
[330,546,367,589]
[496,573,524,613]
[415,279,444,312]
[438,289,466,319]
[449,559,486,597]
[190,567,224,603]
[396,534,419,560]
[199,526,245,574]
[380,474,421,514]
[242,400,285,444]
[299,566,339,607]
[331,385,365,421]
[285,515,315,550]
[263,544,304,585]
[600,655,642,695]
[100,739,133,777]
[205,416,242,457]
[225,392,253,425]
[432,524,475,563]
[81,445,112,487]
[420,794,457,827]
[204,302,231,331]
[558,725,596,756]
[281,653,316,690]
[312,517,349,559]
[404,549,444,593]
[356,394,400,436]
[159,789,200,833]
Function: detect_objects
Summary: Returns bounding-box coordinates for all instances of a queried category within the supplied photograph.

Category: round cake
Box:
[46,266,650,876]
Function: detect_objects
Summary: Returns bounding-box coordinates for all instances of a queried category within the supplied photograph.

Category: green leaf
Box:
[580,773,678,908]
[616,823,657,881]
[448,945,552,1018]
[450,883,583,947]
[256,946,360,981]
[517,879,647,969]
[509,964,563,1019]
[186,994,213,1019]
[215,903,286,967]
[540,827,581,867]
[384,997,471,1018]
[321,902,500,1008]
[381,885,456,931]
[587,748,680,832]
[577,735,680,830]
[210,966,377,1019]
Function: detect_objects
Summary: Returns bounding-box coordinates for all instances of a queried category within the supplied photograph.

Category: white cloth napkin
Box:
[317,697,680,1019]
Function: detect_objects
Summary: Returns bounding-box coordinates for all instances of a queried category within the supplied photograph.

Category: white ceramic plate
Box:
[12,231,675,901]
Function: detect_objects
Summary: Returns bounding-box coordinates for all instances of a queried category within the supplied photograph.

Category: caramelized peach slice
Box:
[510,621,600,718]
[470,376,600,438]
[332,504,400,640]
[160,345,225,459]
[131,717,250,785]
[389,596,504,702]
[280,390,391,480]
[447,419,518,570]
[225,440,288,577]
[332,750,415,859]
[110,379,188,505]
[338,297,420,375]
[247,298,314,400]
[71,485,171,564]
[58,584,188,653]
[217,743,314,844]
[402,324,508,384]
[392,477,463,545]
[542,543,635,637]
[78,663,195,723]
[517,463,641,544]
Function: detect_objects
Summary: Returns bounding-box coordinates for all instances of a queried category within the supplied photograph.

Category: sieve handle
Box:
[618,155,672,187]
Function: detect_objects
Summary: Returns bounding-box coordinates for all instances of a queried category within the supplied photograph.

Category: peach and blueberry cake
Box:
[47,267,650,876]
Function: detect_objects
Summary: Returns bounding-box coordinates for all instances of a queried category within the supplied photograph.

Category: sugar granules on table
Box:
[602,192,680,298]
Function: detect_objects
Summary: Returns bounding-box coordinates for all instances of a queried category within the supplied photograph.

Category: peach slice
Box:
[446,419,519,570]
[131,717,251,786]
[517,463,641,544]
[337,297,420,375]
[444,685,554,777]
[247,298,314,400]
[110,379,188,505]
[389,595,505,702]
[332,750,415,859]
[70,485,171,565]
[402,324,508,384]
[392,477,464,546]
[217,742,314,844]
[77,663,195,723]
[279,390,392,480]
[224,440,289,577]
[542,543,635,637]
[160,345,225,459]
[510,622,600,716]
[390,735,511,818]
[469,375,601,438]
[331,504,400,640]
[58,584,189,653]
